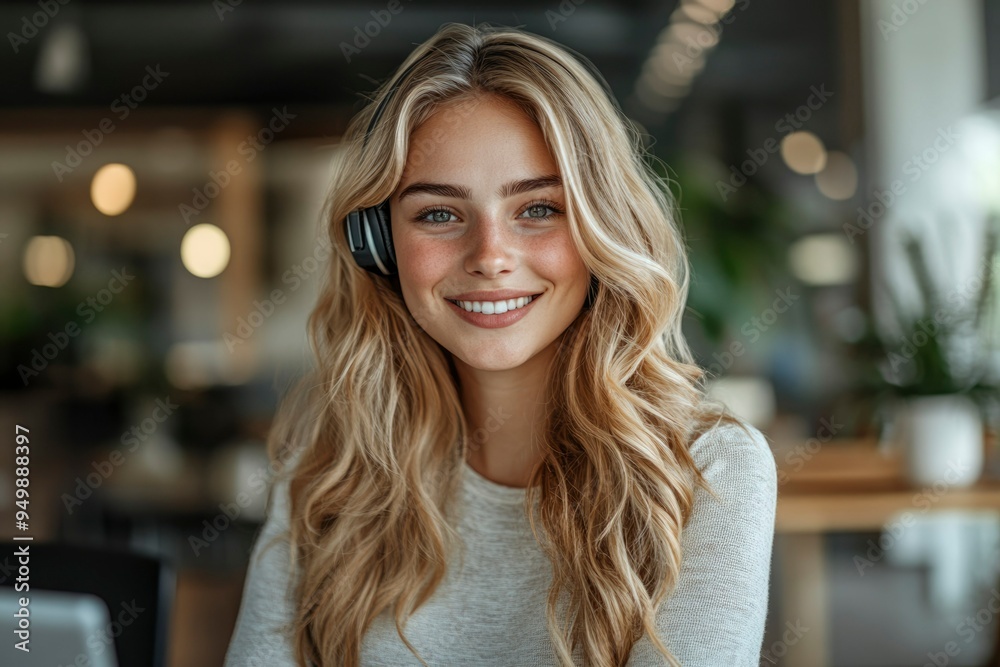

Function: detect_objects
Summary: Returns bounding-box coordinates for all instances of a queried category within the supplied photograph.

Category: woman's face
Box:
[390,93,590,371]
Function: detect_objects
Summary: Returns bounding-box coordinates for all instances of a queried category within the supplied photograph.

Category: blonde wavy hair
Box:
[261,21,747,667]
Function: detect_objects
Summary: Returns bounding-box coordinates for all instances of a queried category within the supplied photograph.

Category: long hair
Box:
[262,22,748,667]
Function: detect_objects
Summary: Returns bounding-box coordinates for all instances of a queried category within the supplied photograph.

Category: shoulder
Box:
[269,447,308,515]
[689,421,778,490]
[253,446,308,555]
[688,419,777,500]
[675,419,778,591]
[636,419,777,665]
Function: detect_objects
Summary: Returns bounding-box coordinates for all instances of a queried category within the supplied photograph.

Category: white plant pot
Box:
[901,394,984,488]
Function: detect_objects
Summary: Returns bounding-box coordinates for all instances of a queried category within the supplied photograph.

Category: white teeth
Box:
[453,294,536,314]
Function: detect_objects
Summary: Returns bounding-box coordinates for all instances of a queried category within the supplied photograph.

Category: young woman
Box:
[225,22,777,667]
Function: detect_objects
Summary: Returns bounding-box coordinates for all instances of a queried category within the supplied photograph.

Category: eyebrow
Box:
[396,174,563,202]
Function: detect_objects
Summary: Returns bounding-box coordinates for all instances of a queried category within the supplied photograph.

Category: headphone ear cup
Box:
[344,201,396,276]
[371,200,396,273]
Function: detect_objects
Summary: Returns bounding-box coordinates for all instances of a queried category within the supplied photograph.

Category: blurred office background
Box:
[1,0,1000,665]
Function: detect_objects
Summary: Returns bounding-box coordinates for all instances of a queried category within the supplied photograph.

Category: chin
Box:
[451,345,535,372]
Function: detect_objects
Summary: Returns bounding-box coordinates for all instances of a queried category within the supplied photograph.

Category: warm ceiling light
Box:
[645,58,696,87]
[91,163,136,216]
[665,20,720,49]
[23,235,75,287]
[673,3,721,25]
[788,234,858,285]
[640,69,692,97]
[181,223,231,278]
[650,44,704,80]
[781,131,828,175]
[815,151,859,200]
[689,0,736,15]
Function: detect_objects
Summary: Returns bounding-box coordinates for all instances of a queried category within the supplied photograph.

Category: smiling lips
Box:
[448,294,538,314]
[445,292,543,328]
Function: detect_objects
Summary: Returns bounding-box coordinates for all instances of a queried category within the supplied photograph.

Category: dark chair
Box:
[0,541,175,667]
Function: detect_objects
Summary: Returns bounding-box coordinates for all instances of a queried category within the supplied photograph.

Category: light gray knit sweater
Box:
[224,421,777,666]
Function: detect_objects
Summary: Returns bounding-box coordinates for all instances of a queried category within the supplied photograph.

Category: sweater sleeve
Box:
[627,421,778,667]
[224,454,302,667]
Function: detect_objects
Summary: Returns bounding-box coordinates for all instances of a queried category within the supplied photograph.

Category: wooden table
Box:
[772,435,1000,666]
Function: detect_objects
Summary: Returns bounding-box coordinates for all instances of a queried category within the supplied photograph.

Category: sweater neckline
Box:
[461,459,536,504]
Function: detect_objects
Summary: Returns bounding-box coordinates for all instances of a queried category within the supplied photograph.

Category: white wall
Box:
[860,0,997,371]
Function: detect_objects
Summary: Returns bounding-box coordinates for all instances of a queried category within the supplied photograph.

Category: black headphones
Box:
[340,55,415,277]
[343,37,617,306]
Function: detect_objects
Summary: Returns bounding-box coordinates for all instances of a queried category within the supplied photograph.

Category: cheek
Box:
[397,235,453,294]
[534,233,588,282]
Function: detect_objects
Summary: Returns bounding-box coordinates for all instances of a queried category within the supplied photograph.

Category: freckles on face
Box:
[388,93,591,371]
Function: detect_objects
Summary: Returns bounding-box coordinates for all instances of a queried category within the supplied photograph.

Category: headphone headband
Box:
[361,50,436,150]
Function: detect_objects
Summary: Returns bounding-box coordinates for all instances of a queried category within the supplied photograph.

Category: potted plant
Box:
[860,217,999,487]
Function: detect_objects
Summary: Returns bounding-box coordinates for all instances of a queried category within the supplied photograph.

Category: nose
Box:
[463,211,517,279]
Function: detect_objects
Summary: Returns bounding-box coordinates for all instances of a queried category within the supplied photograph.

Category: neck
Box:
[453,338,561,488]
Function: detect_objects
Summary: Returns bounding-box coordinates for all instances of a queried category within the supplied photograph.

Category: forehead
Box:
[400,94,560,183]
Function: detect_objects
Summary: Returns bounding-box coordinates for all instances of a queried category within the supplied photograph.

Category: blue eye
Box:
[415,208,458,226]
[518,201,564,220]
[521,204,554,219]
[413,200,564,227]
